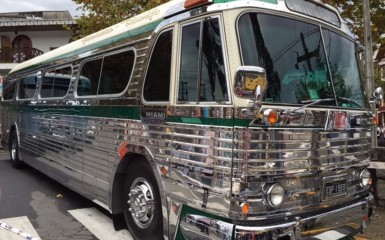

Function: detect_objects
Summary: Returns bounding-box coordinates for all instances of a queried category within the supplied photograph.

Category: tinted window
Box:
[322,29,366,108]
[178,17,228,103]
[143,30,173,102]
[238,13,334,104]
[78,50,135,96]
[18,74,37,99]
[78,58,103,96]
[41,66,72,98]
[179,23,200,102]
[99,51,135,95]
[2,80,16,100]
[237,13,367,109]
[201,18,227,102]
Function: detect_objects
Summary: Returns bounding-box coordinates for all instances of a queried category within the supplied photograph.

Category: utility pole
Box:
[362,0,377,146]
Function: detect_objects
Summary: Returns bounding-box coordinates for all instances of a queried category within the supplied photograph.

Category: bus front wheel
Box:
[9,132,24,168]
[123,160,163,239]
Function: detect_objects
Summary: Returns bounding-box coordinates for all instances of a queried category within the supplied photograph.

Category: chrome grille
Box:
[231,128,371,218]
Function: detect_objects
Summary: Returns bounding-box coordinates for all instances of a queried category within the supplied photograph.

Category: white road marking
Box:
[313,230,346,240]
[69,208,133,240]
[0,216,40,240]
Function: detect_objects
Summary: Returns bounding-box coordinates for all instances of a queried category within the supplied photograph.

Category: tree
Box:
[329,0,385,48]
[71,0,169,39]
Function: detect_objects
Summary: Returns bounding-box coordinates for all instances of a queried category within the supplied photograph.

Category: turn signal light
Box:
[263,109,279,125]
[240,202,250,215]
[161,166,168,175]
[373,116,378,125]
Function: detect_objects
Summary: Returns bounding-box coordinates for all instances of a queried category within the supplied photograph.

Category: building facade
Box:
[0,11,76,78]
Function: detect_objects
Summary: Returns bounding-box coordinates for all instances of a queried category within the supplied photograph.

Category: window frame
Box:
[16,73,39,101]
[2,78,17,102]
[176,14,231,105]
[74,47,137,99]
[38,65,73,100]
[142,27,175,105]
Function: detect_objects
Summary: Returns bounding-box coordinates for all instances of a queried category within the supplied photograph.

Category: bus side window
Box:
[98,50,135,95]
[41,66,71,98]
[2,80,17,101]
[78,58,103,96]
[77,77,91,96]
[18,74,37,100]
[178,17,228,103]
[143,29,173,102]
[53,66,72,98]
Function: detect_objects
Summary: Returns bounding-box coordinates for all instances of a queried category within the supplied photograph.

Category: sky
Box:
[1,0,84,18]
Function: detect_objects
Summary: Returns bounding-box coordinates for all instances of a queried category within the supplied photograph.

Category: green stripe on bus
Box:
[12,105,253,127]
[166,116,251,127]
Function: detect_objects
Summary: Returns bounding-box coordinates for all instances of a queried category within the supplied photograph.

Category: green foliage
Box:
[329,0,385,49]
[71,0,169,39]
[329,1,385,90]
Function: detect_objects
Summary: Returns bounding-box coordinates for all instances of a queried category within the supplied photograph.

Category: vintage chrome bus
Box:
[1,0,380,239]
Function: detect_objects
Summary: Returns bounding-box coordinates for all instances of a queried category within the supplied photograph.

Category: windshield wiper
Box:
[281,98,335,125]
[336,97,362,108]
[299,98,335,110]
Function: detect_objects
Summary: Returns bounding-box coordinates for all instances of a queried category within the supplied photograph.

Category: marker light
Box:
[360,169,371,187]
[267,183,285,207]
[240,202,250,215]
[184,0,211,9]
[373,116,378,126]
[161,166,168,175]
[263,109,279,125]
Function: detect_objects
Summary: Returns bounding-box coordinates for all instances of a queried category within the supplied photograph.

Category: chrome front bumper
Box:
[179,194,375,240]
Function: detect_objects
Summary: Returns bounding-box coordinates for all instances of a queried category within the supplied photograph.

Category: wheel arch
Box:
[8,123,18,151]
[110,146,169,236]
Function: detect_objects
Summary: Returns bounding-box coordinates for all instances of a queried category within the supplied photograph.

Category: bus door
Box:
[141,14,233,227]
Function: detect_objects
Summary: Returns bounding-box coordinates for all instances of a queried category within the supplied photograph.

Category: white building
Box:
[0,11,76,77]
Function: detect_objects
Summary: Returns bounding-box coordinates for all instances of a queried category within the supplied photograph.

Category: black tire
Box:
[123,160,163,239]
[9,132,25,169]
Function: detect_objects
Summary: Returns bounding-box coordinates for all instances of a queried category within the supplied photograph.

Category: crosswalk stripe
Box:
[0,216,40,240]
[68,208,133,240]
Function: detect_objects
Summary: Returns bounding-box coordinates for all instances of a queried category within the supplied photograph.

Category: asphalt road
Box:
[0,151,132,240]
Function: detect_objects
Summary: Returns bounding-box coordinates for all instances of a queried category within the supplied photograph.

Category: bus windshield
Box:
[238,13,367,109]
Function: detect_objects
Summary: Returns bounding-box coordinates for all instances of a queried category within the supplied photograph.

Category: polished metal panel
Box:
[230,123,371,219]
[233,197,368,240]
[180,214,234,240]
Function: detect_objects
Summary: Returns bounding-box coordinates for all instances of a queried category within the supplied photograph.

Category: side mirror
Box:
[234,66,267,101]
[373,87,384,101]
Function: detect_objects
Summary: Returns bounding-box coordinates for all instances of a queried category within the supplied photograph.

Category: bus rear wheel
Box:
[123,160,163,239]
[9,132,25,168]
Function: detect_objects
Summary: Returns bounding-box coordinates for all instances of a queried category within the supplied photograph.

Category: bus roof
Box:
[9,0,186,75]
[9,0,343,76]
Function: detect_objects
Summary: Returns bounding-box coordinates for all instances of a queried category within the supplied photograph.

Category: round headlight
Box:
[360,169,371,187]
[267,183,285,207]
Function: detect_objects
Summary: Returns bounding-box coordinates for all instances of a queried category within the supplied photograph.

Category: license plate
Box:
[324,179,346,198]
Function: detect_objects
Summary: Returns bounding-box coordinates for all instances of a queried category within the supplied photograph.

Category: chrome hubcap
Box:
[127,178,155,229]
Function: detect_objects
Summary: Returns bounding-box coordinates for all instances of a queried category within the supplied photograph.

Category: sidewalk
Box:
[356,206,385,239]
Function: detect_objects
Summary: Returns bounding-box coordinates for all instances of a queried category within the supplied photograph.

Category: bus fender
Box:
[8,122,20,149]
[110,143,169,235]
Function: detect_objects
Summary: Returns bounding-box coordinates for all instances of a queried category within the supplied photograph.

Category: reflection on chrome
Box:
[180,214,233,240]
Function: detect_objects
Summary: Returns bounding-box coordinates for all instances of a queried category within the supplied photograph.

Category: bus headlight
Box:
[267,183,285,207]
[360,169,371,187]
